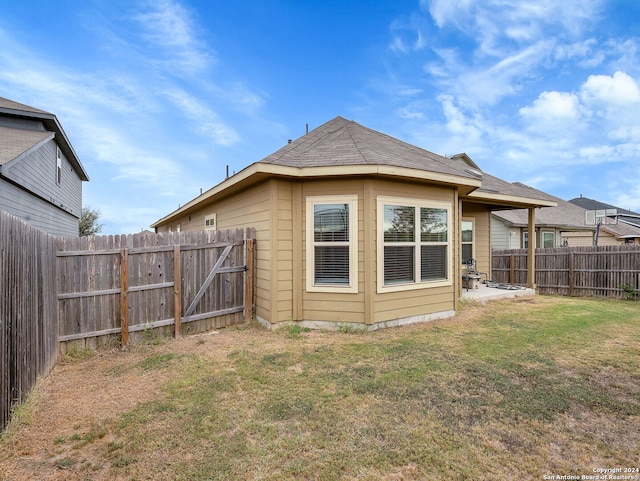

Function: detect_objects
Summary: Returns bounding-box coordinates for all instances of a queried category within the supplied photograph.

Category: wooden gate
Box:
[57,228,255,349]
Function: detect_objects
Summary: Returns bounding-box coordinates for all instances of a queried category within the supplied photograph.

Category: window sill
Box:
[377,279,451,294]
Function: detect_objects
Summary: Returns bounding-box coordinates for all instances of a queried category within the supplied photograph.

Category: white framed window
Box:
[305,195,358,293]
[523,231,538,248]
[204,213,217,231]
[56,147,62,185]
[377,196,452,293]
[542,230,555,248]
[461,219,474,262]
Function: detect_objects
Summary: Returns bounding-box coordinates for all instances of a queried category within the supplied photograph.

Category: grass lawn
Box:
[1,296,639,480]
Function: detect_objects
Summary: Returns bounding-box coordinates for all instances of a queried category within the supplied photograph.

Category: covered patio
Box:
[461,282,535,303]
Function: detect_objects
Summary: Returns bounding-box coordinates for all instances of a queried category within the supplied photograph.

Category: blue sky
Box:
[1,0,639,234]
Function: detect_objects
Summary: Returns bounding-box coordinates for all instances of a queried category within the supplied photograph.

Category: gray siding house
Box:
[0,97,89,236]
[491,187,595,249]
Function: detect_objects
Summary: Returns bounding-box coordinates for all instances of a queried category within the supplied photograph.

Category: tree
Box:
[79,206,103,236]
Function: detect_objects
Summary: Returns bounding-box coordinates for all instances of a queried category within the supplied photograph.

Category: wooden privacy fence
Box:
[492,245,640,299]
[57,228,256,350]
[0,211,59,433]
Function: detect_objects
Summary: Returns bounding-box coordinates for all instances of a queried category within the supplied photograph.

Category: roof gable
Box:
[0,96,89,181]
[0,126,53,166]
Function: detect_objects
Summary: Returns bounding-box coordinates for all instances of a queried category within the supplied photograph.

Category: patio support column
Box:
[527,207,536,288]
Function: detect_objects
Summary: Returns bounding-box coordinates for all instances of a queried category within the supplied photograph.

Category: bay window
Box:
[378,197,451,292]
[306,195,358,293]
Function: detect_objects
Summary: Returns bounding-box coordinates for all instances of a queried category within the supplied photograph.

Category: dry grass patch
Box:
[1,296,639,480]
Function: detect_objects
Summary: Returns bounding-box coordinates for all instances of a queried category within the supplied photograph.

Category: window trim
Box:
[461,217,475,263]
[305,195,358,293]
[204,213,217,231]
[523,231,536,249]
[542,230,555,248]
[377,196,452,293]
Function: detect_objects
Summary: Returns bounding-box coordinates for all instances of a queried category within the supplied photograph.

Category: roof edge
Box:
[0,100,89,181]
[151,163,483,228]
[467,190,558,208]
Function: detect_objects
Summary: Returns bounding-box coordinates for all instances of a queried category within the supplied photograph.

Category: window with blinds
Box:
[306,195,358,293]
[378,197,451,292]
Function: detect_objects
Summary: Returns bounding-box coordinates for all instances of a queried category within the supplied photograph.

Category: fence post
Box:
[174,244,182,338]
[245,238,255,323]
[509,254,515,284]
[568,251,574,296]
[120,248,129,346]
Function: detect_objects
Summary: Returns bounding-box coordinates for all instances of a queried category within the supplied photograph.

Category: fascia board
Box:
[151,163,481,227]
[467,190,557,208]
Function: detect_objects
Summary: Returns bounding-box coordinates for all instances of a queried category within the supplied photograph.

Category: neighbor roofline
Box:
[491,214,595,231]
[151,162,483,228]
[0,102,89,181]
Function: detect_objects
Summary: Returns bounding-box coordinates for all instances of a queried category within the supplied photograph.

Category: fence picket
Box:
[492,245,640,299]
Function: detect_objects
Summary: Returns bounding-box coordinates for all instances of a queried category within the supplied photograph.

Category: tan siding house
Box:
[153,117,555,330]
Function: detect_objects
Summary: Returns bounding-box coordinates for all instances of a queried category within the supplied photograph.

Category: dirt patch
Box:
[0,325,371,480]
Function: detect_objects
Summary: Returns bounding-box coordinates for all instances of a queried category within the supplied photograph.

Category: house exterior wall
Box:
[0,179,79,236]
[155,180,273,323]
[298,178,367,325]
[156,176,503,329]
[490,215,511,250]
[370,180,457,325]
[561,231,594,247]
[461,203,490,276]
[596,231,623,246]
[3,139,82,216]
[0,139,82,236]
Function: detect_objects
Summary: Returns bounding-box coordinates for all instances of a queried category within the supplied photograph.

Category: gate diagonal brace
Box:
[183,244,233,320]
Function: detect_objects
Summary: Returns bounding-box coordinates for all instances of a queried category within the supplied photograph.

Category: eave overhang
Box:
[464,190,557,209]
[151,162,482,228]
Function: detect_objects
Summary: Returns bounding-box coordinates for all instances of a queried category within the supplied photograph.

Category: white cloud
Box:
[519,91,581,121]
[580,71,640,107]
[437,94,483,141]
[162,89,240,146]
[133,0,213,73]
[389,15,428,54]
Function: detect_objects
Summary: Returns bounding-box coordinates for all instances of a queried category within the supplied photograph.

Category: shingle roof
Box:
[152,116,558,228]
[258,116,477,180]
[601,222,640,238]
[568,196,639,216]
[0,126,53,165]
[0,97,51,115]
[472,175,557,203]
[493,190,591,228]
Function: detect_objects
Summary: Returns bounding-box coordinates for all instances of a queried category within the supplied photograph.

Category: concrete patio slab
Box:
[461,282,535,303]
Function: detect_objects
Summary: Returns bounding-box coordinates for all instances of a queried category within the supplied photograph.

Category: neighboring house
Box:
[492,189,596,249]
[0,97,89,236]
[568,195,640,245]
[152,117,555,330]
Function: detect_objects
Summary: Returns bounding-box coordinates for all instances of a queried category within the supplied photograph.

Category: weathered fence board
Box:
[0,211,58,433]
[56,228,256,349]
[492,245,640,299]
